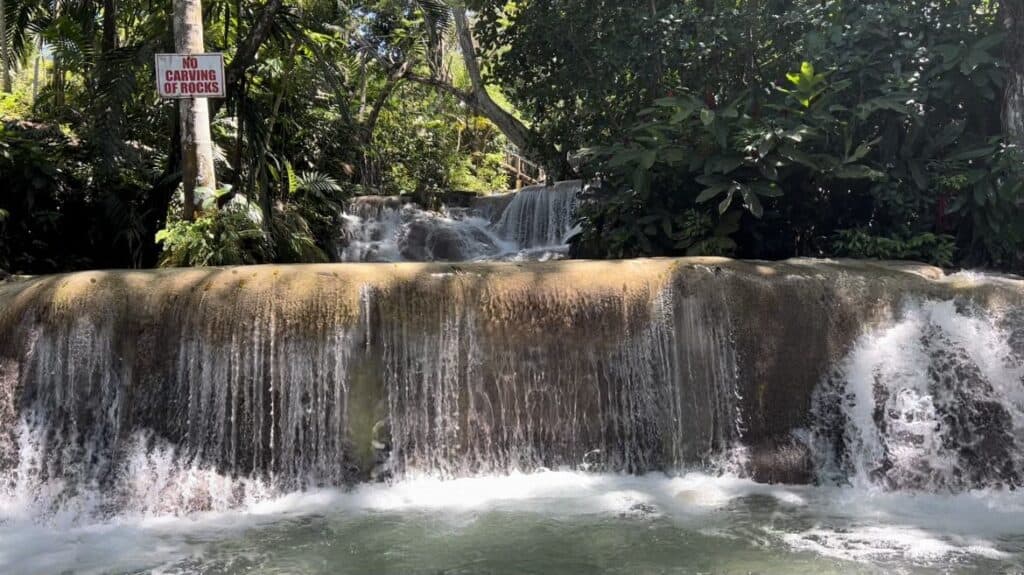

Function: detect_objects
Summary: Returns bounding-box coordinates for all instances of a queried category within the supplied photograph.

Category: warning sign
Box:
[155,53,225,99]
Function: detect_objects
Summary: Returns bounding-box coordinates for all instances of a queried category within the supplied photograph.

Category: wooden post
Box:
[173,0,217,221]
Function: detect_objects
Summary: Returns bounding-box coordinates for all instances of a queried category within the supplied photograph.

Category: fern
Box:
[295,170,341,198]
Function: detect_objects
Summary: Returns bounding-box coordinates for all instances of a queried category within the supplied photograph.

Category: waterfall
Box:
[337,181,582,262]
[0,260,746,518]
[376,284,739,478]
[337,196,408,262]
[491,181,581,251]
[2,260,1023,521]
[808,296,1024,491]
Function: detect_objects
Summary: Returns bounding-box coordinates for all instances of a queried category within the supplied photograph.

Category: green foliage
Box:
[833,230,956,268]
[780,62,830,109]
[4,0,1023,273]
[539,0,1024,270]
[1,0,511,272]
[156,202,272,268]
[155,192,329,268]
[942,144,1024,269]
[0,84,33,119]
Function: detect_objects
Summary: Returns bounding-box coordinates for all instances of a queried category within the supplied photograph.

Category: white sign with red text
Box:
[155,53,225,99]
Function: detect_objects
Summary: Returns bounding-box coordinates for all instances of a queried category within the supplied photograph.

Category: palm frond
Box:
[295,170,342,198]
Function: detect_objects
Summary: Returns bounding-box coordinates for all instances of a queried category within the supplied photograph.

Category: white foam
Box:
[5,471,1020,573]
[810,299,1024,490]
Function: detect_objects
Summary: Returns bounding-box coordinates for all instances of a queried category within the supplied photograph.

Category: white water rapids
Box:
[809,295,1024,491]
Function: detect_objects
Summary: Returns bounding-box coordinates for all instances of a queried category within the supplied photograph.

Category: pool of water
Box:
[3,472,1023,574]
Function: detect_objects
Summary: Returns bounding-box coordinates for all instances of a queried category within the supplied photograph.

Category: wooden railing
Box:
[502,145,547,188]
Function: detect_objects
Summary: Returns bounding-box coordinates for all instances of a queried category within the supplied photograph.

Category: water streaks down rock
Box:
[0,259,1022,517]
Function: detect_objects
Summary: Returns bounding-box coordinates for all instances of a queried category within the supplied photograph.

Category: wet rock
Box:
[399,216,500,261]
[747,438,814,485]
[620,502,659,518]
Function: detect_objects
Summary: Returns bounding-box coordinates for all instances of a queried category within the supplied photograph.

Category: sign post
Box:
[165,0,220,221]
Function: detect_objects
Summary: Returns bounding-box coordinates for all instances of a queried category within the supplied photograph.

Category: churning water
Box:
[2,260,1024,573]
[809,298,1024,491]
[3,471,1024,574]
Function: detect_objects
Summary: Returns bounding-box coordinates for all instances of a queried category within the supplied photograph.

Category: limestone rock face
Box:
[0,258,1021,508]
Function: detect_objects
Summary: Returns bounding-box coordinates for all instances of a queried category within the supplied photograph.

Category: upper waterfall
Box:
[336,181,582,262]
[490,181,582,251]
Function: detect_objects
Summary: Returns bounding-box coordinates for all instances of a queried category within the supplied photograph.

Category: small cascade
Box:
[808,299,1024,491]
[338,200,513,262]
[395,210,512,262]
[337,181,582,262]
[491,181,581,251]
[337,196,409,262]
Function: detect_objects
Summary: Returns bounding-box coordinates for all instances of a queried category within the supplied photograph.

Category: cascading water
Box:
[376,284,740,478]
[490,180,581,255]
[0,261,746,520]
[808,296,1024,491]
[337,196,409,262]
[4,259,1024,573]
[337,180,582,262]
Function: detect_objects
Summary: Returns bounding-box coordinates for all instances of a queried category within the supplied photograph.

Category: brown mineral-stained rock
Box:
[0,258,1020,487]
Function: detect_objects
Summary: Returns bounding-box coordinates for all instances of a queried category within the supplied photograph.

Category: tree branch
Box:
[449,8,531,153]
[363,61,410,143]
[226,0,284,87]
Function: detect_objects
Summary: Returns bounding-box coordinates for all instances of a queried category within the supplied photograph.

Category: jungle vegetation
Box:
[1,0,1022,272]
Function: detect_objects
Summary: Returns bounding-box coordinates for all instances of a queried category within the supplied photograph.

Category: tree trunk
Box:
[231,74,246,190]
[209,0,284,118]
[450,9,532,155]
[1003,0,1024,147]
[358,68,404,189]
[363,64,407,145]
[53,59,64,108]
[148,0,286,201]
[647,0,662,97]
[143,110,184,267]
[97,0,122,173]
[174,0,217,221]
[1,0,11,93]
[102,0,118,52]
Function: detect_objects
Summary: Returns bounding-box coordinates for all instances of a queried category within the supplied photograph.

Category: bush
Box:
[832,231,956,268]
[156,176,335,268]
[156,200,273,268]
